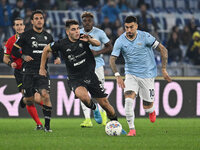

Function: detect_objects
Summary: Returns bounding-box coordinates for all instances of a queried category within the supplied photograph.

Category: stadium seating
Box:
[188,0,199,13]
[176,0,187,13]
[164,0,176,13]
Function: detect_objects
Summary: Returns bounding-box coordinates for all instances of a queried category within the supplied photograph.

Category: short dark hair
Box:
[65,19,79,28]
[81,11,94,19]
[13,17,24,25]
[125,16,137,24]
[31,10,44,20]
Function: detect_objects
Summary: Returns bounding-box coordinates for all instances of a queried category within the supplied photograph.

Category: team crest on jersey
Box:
[137,43,142,45]
[44,36,47,40]
[32,41,38,48]
[79,43,83,48]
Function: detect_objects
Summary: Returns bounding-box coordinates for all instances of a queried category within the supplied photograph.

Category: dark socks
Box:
[42,105,52,130]
[108,114,118,121]
[83,100,96,110]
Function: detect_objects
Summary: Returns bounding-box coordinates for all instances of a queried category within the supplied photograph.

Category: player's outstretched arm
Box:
[91,41,113,56]
[80,34,100,46]
[156,43,172,82]
[110,55,125,89]
[39,44,52,76]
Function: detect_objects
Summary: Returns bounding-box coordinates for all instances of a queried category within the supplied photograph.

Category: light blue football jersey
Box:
[80,27,110,69]
[112,30,158,78]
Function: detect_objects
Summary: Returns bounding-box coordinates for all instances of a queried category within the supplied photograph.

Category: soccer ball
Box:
[105,120,122,136]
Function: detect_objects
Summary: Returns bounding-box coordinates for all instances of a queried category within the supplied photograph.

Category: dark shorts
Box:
[68,72,108,98]
[23,73,50,97]
[14,69,23,92]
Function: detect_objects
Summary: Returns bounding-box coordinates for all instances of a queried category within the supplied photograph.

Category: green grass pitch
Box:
[0,118,199,150]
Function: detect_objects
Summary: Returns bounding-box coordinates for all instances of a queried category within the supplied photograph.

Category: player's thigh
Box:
[138,78,155,102]
[14,69,23,92]
[35,74,50,92]
[23,74,34,97]
[75,86,90,100]
[124,74,139,95]
[88,73,108,98]
[95,66,105,86]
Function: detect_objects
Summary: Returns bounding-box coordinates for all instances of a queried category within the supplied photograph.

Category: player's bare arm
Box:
[12,43,34,62]
[91,41,113,56]
[80,34,100,46]
[39,44,52,76]
[156,43,172,82]
[110,55,125,89]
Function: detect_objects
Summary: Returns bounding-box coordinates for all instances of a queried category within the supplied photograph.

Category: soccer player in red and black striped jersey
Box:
[3,17,43,130]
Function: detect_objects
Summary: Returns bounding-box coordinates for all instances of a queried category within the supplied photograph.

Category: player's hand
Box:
[39,68,47,77]
[162,68,172,82]
[11,62,17,68]
[91,50,100,57]
[54,57,61,64]
[116,76,125,89]
[22,55,34,62]
[80,34,90,42]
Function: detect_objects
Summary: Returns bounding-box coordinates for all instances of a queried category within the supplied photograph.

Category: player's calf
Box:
[143,101,156,123]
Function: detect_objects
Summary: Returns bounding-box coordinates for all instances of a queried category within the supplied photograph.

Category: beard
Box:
[127,33,134,38]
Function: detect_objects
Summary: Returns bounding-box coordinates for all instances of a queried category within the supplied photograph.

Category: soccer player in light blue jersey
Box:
[79,12,113,127]
[110,16,172,136]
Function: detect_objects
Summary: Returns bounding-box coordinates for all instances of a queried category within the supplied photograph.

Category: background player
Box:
[110,16,172,136]
[12,10,56,132]
[79,11,113,127]
[3,17,43,130]
[40,19,126,134]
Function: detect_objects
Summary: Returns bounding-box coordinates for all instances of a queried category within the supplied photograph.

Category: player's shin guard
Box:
[26,104,42,125]
[42,105,52,130]
[125,98,135,129]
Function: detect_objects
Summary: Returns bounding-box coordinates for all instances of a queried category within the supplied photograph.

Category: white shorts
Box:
[95,66,105,87]
[124,74,155,102]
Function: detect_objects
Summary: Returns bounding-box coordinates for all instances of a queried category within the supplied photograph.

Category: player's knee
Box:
[24,97,34,106]
[41,89,49,99]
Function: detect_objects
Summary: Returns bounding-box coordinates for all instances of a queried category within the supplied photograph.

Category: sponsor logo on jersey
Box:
[31,37,36,39]
[74,59,86,66]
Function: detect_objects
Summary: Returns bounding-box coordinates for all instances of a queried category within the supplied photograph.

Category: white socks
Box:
[125,98,135,129]
[81,101,91,119]
[144,104,155,113]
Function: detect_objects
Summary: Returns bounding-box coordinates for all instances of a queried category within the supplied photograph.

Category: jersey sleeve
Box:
[111,38,122,57]
[15,33,25,48]
[4,40,11,55]
[145,32,159,49]
[50,41,60,59]
[99,30,110,44]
